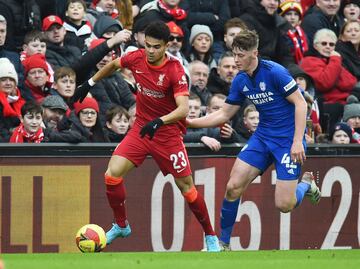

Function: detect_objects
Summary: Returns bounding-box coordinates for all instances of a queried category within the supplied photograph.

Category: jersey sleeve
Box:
[225,75,245,105]
[274,65,298,97]
[171,62,189,97]
[119,50,139,70]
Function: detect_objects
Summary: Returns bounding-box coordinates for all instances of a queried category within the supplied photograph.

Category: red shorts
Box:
[113,125,192,178]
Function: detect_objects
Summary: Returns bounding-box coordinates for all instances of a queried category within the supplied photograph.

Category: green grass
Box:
[2,250,360,269]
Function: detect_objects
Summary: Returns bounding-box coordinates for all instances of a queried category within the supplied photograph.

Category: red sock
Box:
[106,182,127,228]
[188,193,215,236]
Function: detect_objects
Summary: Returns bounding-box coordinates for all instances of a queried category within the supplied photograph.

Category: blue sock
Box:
[220,198,240,244]
[295,182,310,207]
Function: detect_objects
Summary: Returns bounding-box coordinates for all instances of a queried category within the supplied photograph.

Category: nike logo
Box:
[176,168,186,173]
[135,70,143,74]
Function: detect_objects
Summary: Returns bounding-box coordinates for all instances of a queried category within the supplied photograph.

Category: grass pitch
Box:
[2,249,360,269]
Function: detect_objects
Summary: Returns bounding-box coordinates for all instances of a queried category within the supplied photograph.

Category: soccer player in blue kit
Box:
[187,29,321,250]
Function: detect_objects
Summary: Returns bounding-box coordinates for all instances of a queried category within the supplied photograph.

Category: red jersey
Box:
[120,49,189,135]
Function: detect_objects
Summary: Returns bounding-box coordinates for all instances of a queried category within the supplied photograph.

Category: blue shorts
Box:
[238,134,306,180]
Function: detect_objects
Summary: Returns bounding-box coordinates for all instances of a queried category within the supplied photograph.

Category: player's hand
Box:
[290,140,306,165]
[140,118,164,139]
[70,80,92,104]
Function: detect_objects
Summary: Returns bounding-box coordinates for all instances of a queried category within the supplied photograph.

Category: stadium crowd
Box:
[0,0,360,147]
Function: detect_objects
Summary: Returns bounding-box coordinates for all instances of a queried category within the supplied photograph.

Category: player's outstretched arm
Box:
[286,89,307,165]
[71,59,121,103]
[188,103,239,129]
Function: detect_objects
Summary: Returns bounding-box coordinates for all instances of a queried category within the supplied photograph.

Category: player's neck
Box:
[147,54,166,67]
[246,57,258,76]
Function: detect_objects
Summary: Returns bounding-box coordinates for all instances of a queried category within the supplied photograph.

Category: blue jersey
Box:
[226,59,298,140]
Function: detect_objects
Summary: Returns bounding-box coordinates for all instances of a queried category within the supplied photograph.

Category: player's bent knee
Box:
[275,200,295,213]
[104,174,123,185]
[182,185,198,203]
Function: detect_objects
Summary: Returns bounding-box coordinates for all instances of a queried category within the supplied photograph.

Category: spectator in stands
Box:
[301,0,343,49]
[207,51,238,96]
[136,0,188,49]
[86,0,119,26]
[187,25,217,70]
[0,15,24,89]
[104,105,130,142]
[206,93,240,143]
[336,21,360,83]
[116,0,134,30]
[21,30,54,83]
[70,29,132,103]
[278,0,309,64]
[234,104,259,143]
[9,101,44,143]
[51,66,77,105]
[184,94,222,151]
[41,95,68,130]
[339,0,360,22]
[125,15,147,52]
[287,64,322,139]
[343,101,360,143]
[188,60,212,113]
[329,122,352,144]
[63,0,93,52]
[0,58,25,142]
[300,28,357,132]
[213,17,247,62]
[186,0,231,47]
[43,15,82,70]
[166,21,189,67]
[93,15,122,39]
[239,0,294,66]
[22,54,52,103]
[58,97,109,142]
[85,38,135,124]
[0,0,42,51]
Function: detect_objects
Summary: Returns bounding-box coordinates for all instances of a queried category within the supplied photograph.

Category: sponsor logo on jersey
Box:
[157,74,165,86]
[136,83,165,98]
[243,85,250,92]
[179,75,187,85]
[284,79,296,92]
[247,92,274,105]
[259,82,266,91]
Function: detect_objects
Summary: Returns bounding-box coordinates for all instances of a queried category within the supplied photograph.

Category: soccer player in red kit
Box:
[75,21,221,251]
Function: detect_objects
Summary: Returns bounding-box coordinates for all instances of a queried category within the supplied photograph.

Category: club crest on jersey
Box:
[157,74,165,86]
[259,82,266,91]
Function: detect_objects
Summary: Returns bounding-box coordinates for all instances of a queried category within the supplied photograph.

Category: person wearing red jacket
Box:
[300,28,357,131]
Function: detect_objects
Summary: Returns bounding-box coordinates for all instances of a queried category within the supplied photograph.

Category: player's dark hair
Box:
[232,29,259,51]
[21,101,43,117]
[144,21,170,43]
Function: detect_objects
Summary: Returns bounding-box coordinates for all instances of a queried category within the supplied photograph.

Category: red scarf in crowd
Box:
[158,0,187,21]
[9,123,44,143]
[0,89,25,117]
[287,26,308,64]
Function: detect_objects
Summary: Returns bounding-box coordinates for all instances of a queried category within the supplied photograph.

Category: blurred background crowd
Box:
[0,0,360,149]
